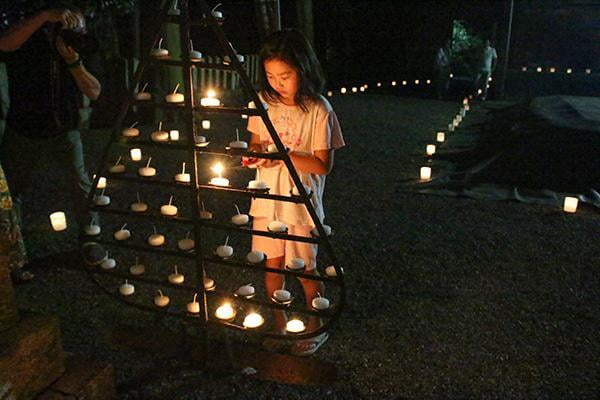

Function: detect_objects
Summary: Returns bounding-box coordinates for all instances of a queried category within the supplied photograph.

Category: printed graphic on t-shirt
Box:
[272,114,302,149]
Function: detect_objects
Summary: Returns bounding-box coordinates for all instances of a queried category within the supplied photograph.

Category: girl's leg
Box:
[299,271,325,332]
[265,255,286,331]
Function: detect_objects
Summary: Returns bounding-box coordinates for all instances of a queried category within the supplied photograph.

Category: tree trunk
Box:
[254,0,281,40]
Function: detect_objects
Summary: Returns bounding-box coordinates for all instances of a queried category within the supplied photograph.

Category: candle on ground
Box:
[49,211,67,231]
[420,166,432,181]
[563,197,578,213]
[436,132,445,142]
[426,144,436,156]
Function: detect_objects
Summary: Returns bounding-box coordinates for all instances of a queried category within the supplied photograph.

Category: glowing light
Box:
[340,87,347,94]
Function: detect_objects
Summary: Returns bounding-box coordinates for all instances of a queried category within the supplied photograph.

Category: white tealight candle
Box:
[109,159,125,174]
[129,259,145,275]
[122,122,140,137]
[100,258,116,270]
[130,193,148,213]
[247,180,268,190]
[166,83,184,103]
[168,265,184,284]
[178,237,195,251]
[286,319,305,333]
[151,122,169,142]
[268,219,287,233]
[312,296,330,310]
[200,97,220,107]
[114,223,131,241]
[215,303,235,320]
[216,244,233,258]
[119,280,135,296]
[94,191,110,206]
[154,290,170,307]
[84,224,100,236]
[231,204,249,226]
[311,224,332,237]
[199,202,212,220]
[150,39,168,57]
[187,293,200,314]
[567,68,572,74]
[169,130,179,141]
[148,228,165,247]
[210,177,229,186]
[49,211,67,231]
[436,132,445,142]
[246,251,265,264]
[237,284,255,297]
[243,313,264,329]
[175,173,190,183]
[135,92,151,101]
[201,120,211,130]
[160,195,178,216]
[204,277,215,290]
[138,157,156,177]
[288,258,305,271]
[420,166,432,181]
[563,197,578,213]
[273,289,291,302]
[130,148,142,161]
[229,128,248,149]
[426,144,436,156]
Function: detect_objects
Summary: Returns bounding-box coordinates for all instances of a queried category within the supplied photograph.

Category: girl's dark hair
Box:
[258,29,325,112]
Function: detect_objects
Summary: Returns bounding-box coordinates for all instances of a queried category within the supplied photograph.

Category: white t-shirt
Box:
[247,95,345,227]
[480,46,498,72]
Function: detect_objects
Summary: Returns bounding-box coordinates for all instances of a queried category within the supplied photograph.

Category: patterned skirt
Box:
[0,162,27,271]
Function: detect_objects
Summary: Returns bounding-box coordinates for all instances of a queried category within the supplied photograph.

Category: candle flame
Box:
[211,162,223,176]
[207,89,216,98]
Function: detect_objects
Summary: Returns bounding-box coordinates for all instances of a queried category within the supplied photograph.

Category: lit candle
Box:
[165,84,184,103]
[563,197,578,213]
[521,66,527,72]
[325,265,338,277]
[402,80,407,86]
[209,162,229,186]
[200,89,220,107]
[340,87,347,94]
[436,132,445,142]
[49,211,67,231]
[130,148,142,161]
[286,319,305,333]
[138,157,156,177]
[201,120,211,130]
[215,303,235,320]
[243,313,264,328]
[377,82,381,87]
[160,195,178,216]
[119,280,135,296]
[175,162,191,183]
[414,79,420,85]
[154,290,170,307]
[426,79,431,84]
[426,144,436,156]
[420,166,431,181]
[449,73,454,78]
[95,176,107,189]
[549,67,556,73]
[187,293,200,314]
[169,129,179,141]
[536,67,542,73]
[391,81,397,86]
[567,68,572,74]
[359,86,365,92]
[351,87,357,93]
[585,68,591,74]
[327,90,333,97]
[168,265,184,284]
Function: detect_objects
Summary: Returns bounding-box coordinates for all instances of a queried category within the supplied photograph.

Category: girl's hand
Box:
[44,9,80,29]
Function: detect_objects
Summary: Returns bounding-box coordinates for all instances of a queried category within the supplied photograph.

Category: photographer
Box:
[0,4,101,232]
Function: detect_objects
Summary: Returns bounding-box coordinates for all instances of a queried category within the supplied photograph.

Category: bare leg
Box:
[265,256,286,331]
[299,271,325,333]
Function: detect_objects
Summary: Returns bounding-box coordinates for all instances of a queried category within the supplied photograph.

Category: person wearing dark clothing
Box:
[0,7,101,226]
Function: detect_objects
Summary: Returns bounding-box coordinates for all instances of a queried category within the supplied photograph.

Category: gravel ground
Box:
[13,94,600,399]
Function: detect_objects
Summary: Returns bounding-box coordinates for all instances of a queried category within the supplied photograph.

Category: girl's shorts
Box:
[251,217,317,270]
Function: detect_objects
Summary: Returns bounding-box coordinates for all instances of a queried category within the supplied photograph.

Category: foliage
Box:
[451,20,484,75]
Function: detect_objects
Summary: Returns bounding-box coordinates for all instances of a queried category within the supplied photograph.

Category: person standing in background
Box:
[434,39,452,100]
[474,39,497,101]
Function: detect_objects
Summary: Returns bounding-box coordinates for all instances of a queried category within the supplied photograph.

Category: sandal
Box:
[290,332,329,357]
[11,268,34,284]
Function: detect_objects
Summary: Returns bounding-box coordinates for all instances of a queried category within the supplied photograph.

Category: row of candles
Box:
[521,66,593,75]
[327,79,434,98]
[407,96,583,214]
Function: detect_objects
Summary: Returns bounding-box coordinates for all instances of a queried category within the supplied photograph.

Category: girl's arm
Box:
[289,149,334,175]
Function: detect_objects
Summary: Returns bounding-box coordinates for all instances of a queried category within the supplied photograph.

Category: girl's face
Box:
[264,58,299,105]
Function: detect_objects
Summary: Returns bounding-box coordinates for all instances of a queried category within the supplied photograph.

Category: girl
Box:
[244,29,345,356]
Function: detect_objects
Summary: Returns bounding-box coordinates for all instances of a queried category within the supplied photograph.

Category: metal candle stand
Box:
[81,0,345,342]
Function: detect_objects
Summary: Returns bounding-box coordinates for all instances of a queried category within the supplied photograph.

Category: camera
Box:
[57,29,99,55]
